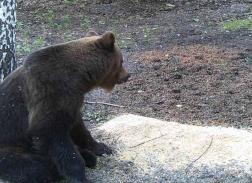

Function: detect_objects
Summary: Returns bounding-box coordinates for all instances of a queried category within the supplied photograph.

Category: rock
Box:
[87,114,252,183]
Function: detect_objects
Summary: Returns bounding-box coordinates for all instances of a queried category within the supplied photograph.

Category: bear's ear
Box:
[86,31,98,37]
[97,31,115,50]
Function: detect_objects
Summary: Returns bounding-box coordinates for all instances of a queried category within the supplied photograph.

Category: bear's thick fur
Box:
[0,31,130,183]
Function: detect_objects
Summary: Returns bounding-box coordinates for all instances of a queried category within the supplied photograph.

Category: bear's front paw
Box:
[68,180,89,183]
[79,149,97,168]
[66,177,90,183]
[92,142,112,156]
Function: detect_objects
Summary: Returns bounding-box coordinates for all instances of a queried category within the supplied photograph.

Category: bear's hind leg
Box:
[0,149,61,183]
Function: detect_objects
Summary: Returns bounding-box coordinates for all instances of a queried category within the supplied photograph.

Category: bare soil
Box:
[17,0,252,128]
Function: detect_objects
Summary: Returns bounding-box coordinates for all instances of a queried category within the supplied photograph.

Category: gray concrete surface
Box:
[87,114,252,183]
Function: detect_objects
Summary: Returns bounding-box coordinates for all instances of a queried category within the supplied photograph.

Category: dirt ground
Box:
[17,0,252,128]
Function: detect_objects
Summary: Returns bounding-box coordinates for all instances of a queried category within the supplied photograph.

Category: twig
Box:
[185,137,213,173]
[130,133,169,148]
[84,101,125,108]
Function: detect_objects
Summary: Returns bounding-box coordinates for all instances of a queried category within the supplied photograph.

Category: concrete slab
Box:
[87,114,252,183]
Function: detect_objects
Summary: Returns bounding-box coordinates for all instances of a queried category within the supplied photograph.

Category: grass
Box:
[221,17,252,31]
[46,10,55,27]
[16,35,45,55]
[81,17,92,30]
[84,109,109,123]
[46,10,71,30]
[64,0,77,4]
[16,21,46,55]
[142,26,159,39]
[143,27,151,38]
[117,39,128,49]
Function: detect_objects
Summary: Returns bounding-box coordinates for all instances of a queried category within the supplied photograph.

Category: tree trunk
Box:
[0,0,17,82]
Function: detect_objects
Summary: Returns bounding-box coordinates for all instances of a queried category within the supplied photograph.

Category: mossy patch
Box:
[221,17,252,31]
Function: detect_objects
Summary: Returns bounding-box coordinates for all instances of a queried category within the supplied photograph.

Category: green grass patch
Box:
[16,35,45,55]
[221,17,252,31]
[46,10,71,30]
[81,17,92,29]
[84,109,109,123]
[16,22,46,55]
[64,0,77,4]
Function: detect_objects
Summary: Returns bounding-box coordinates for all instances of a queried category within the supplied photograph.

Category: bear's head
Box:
[84,31,130,91]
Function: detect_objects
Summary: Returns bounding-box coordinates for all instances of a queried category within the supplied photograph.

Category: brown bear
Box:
[0,31,130,183]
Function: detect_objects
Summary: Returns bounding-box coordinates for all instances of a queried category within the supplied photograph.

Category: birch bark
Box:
[0,0,16,82]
